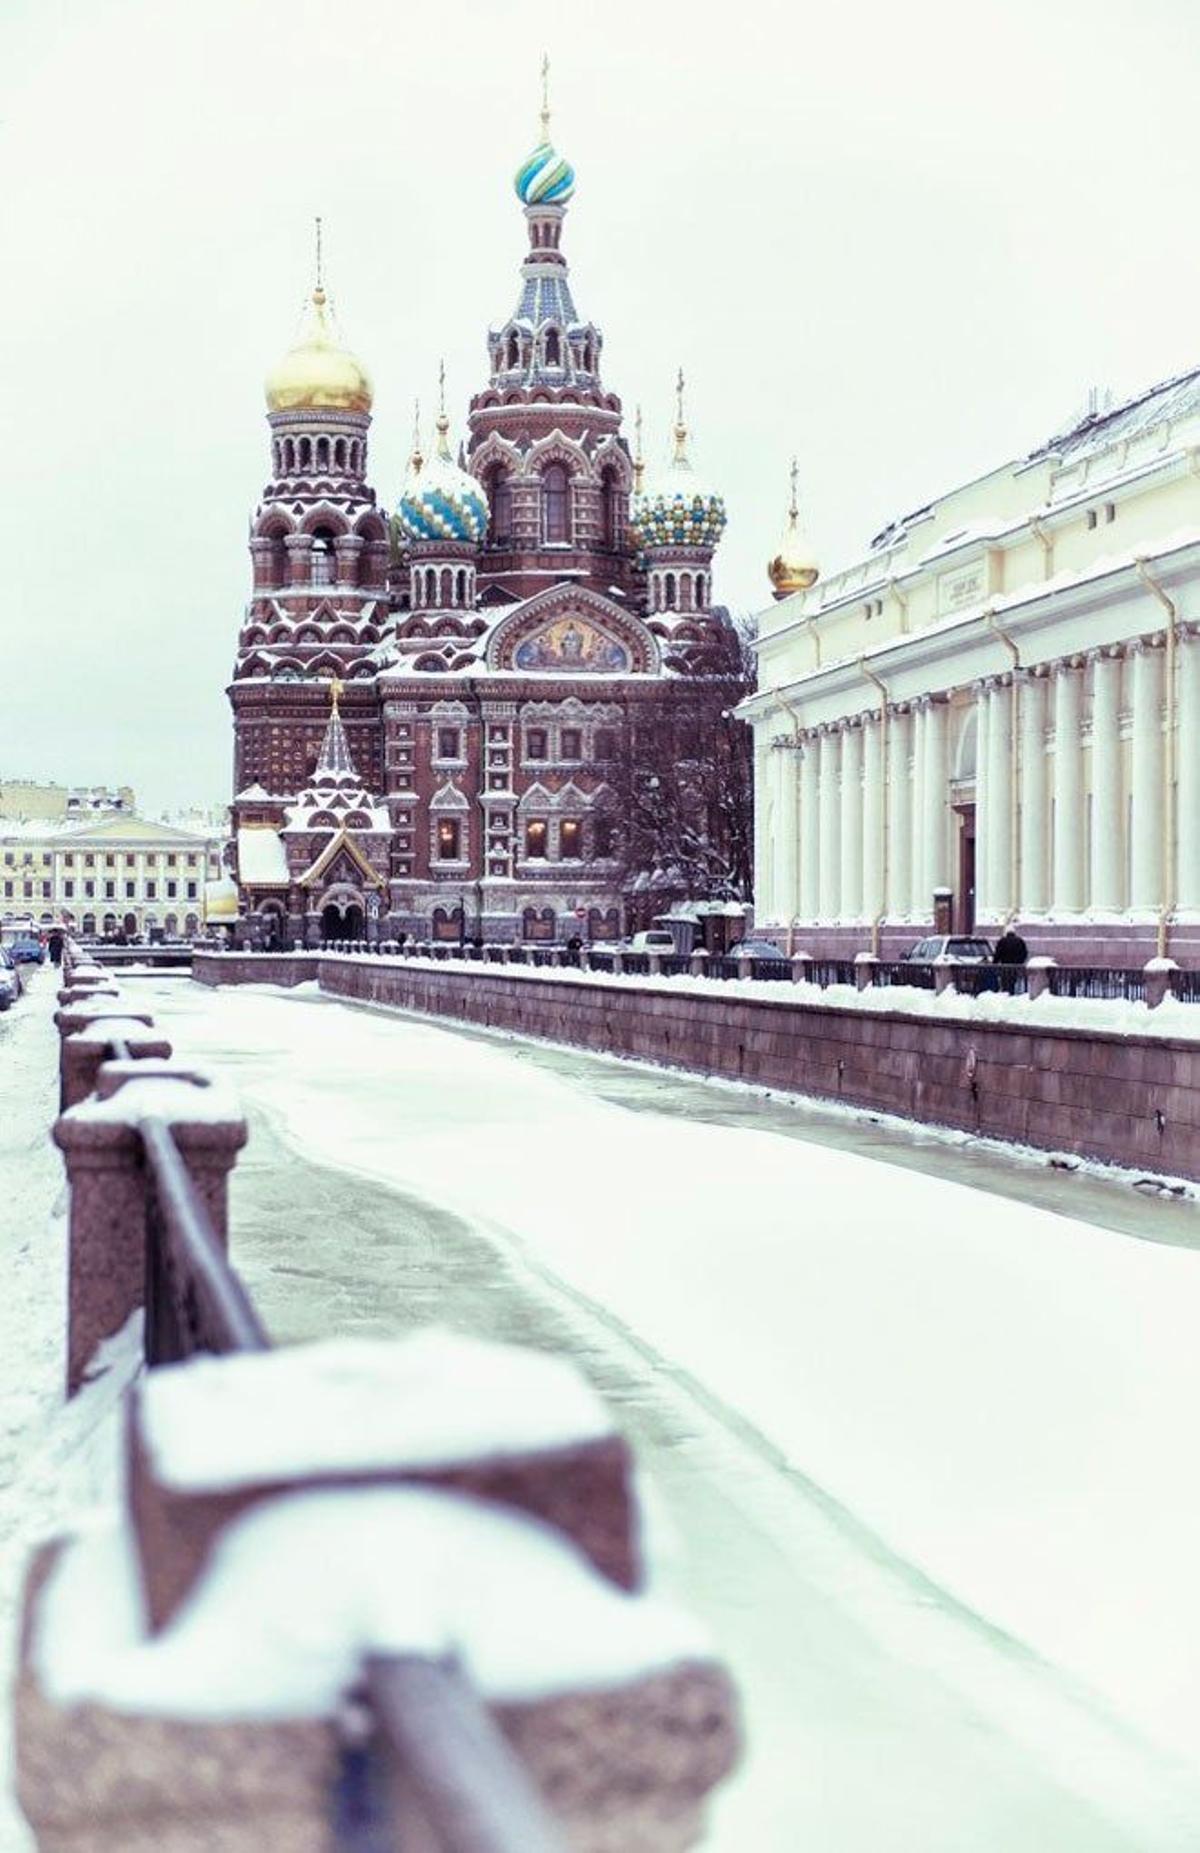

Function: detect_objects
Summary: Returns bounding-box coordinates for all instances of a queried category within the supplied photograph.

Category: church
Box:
[228,84,738,948]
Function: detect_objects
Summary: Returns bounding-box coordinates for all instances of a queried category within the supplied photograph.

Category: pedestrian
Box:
[993,924,1029,965]
[992,923,1028,992]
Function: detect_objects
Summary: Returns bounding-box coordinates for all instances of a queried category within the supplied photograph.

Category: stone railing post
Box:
[736,949,754,981]
[933,961,956,996]
[790,951,812,984]
[647,951,662,976]
[1026,955,1056,1001]
[55,996,156,1112]
[610,949,624,976]
[689,947,709,978]
[54,1065,247,1396]
[854,952,878,992]
[1144,958,1178,1009]
[62,1019,173,1109]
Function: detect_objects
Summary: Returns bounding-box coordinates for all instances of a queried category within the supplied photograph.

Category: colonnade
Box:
[763,630,1200,926]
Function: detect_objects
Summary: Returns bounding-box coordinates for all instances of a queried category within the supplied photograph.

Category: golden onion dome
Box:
[264,285,373,416]
[768,460,819,597]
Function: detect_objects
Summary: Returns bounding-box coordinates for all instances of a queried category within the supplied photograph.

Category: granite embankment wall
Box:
[192,953,1200,1180]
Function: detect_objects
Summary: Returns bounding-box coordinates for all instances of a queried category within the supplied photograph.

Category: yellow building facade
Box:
[741,371,1200,964]
[0,814,224,940]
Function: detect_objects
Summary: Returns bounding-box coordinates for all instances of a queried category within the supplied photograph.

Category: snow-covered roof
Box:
[236,827,289,886]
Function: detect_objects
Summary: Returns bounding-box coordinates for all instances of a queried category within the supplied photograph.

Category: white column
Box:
[974,683,991,920]
[753,732,772,914]
[840,724,863,920]
[987,680,1013,917]
[862,713,884,923]
[799,736,819,920]
[1019,672,1048,914]
[923,697,949,894]
[1177,633,1200,912]
[1130,642,1164,911]
[888,707,912,918]
[818,728,841,921]
[773,736,799,923]
[909,701,927,916]
[1052,662,1084,913]
[1090,651,1123,912]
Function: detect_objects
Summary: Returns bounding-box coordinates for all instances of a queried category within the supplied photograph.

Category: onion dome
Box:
[395,379,489,545]
[629,374,727,552]
[265,285,372,416]
[513,58,576,206]
[768,459,819,596]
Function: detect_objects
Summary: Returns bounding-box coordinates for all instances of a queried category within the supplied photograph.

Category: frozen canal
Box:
[6,970,1200,1849]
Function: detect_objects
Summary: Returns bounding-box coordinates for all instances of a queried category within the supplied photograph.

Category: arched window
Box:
[334,438,347,470]
[601,467,621,550]
[664,572,677,610]
[439,567,453,607]
[283,439,295,473]
[262,526,288,587]
[489,468,513,545]
[311,528,336,586]
[316,437,329,471]
[542,464,570,544]
[456,569,468,604]
[545,327,561,366]
[298,437,312,470]
[507,332,520,369]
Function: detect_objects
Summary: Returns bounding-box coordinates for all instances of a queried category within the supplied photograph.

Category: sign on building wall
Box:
[937,560,987,615]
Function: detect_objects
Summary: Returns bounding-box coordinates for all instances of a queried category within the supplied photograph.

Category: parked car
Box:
[625,930,677,954]
[0,949,22,1010]
[7,933,44,965]
[904,935,993,964]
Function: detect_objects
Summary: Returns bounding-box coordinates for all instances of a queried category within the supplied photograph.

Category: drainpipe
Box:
[1029,515,1054,579]
[888,577,910,636]
[857,659,889,956]
[1135,561,1178,959]
[986,610,1022,922]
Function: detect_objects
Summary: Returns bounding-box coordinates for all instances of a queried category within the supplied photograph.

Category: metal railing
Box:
[225,938,1199,1008]
[62,953,568,1853]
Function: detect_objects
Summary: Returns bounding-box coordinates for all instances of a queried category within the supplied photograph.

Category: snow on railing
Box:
[30,939,739,1852]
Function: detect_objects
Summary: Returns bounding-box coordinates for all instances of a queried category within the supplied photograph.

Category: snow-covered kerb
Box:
[195,949,1200,1180]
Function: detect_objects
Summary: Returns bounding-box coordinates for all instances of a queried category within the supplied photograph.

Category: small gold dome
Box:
[768,460,818,597]
[265,287,373,415]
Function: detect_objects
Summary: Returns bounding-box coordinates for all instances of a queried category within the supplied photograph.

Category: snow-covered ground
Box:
[7,970,1200,1849]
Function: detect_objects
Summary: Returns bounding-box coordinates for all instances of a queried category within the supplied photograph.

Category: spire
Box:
[435,359,452,460]
[673,368,689,464]
[634,405,645,495]
[314,214,324,297]
[409,399,424,474]
[315,677,359,782]
[788,454,799,524]
[540,52,551,141]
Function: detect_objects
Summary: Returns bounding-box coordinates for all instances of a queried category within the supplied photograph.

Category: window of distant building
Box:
[560,818,583,859]
[124,881,135,899]
[524,819,548,859]
[103,881,115,899]
[63,880,74,899]
[526,727,548,761]
[560,728,582,760]
[145,880,156,899]
[436,819,460,861]
[105,855,115,868]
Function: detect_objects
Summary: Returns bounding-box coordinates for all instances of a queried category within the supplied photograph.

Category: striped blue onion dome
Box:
[630,457,727,551]
[396,423,489,545]
[514,140,576,206]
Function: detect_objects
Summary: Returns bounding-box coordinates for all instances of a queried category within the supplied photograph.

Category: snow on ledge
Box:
[305,952,1200,1044]
[36,1486,707,1719]
[138,1329,616,1492]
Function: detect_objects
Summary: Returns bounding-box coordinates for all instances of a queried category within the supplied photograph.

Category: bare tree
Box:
[599,608,755,925]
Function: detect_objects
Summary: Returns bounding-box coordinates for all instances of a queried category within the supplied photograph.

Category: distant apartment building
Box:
[0,781,135,822]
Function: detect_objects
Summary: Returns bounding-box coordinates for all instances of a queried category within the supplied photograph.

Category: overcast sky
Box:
[3,0,1199,811]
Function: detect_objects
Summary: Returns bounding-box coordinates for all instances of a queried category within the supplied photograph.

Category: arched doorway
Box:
[122,912,137,938]
[321,900,363,941]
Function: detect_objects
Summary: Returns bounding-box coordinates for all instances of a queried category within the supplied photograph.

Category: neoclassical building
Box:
[227,92,739,947]
[742,374,1200,964]
[0,812,223,940]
